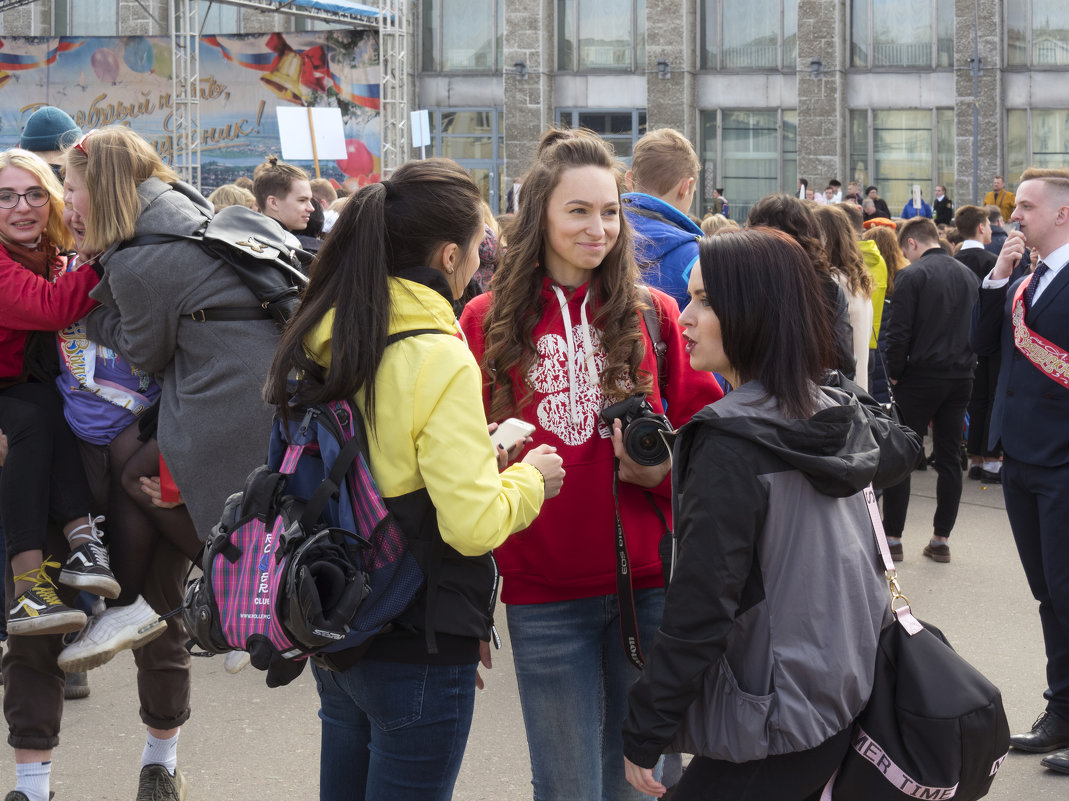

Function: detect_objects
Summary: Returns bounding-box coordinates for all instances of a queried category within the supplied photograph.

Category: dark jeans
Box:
[967,353,1002,459]
[882,376,972,540]
[0,381,93,556]
[673,728,852,801]
[2,439,192,750]
[1002,456,1069,722]
[313,659,477,801]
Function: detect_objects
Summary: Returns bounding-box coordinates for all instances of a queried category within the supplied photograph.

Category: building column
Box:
[503,0,554,182]
[645,0,693,140]
[954,0,1002,206]
[796,0,846,188]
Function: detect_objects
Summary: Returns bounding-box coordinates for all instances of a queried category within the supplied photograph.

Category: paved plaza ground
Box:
[2,466,1064,799]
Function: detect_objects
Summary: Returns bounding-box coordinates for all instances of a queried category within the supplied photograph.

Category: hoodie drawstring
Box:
[551,284,598,426]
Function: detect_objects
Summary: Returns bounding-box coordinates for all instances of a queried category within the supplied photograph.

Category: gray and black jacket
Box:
[622,377,921,767]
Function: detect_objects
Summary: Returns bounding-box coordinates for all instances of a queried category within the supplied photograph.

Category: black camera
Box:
[600,396,673,466]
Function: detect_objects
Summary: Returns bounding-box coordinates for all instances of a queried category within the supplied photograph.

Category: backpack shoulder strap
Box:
[635,285,668,393]
[386,328,450,345]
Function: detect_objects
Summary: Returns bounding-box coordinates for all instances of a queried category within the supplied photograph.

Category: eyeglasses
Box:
[0,189,50,209]
[73,129,97,156]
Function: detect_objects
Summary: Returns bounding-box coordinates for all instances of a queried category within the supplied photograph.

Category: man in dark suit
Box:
[972,168,1069,775]
[933,185,954,226]
[882,218,979,563]
[955,205,1002,482]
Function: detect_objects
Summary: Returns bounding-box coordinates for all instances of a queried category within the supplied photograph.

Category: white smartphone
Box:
[490,417,536,450]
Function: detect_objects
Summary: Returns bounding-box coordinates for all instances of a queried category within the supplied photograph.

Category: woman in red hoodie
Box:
[0,148,120,641]
[460,128,722,800]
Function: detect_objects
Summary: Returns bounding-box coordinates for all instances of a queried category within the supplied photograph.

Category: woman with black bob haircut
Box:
[622,227,920,800]
[267,158,564,801]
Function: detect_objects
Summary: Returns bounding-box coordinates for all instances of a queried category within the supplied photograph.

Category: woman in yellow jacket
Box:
[267,158,564,801]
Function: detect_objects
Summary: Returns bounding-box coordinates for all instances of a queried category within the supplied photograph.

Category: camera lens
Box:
[625,418,672,466]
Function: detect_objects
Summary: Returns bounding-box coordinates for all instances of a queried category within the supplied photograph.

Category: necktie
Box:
[1024,261,1050,316]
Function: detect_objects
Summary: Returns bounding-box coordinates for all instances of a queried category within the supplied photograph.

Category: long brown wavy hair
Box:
[814,203,874,297]
[481,128,650,421]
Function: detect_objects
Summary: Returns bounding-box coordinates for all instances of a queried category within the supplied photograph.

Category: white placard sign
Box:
[276,106,347,161]
[411,109,431,149]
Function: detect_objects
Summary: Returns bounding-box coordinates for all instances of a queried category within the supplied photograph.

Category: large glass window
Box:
[200,4,241,33]
[850,0,952,68]
[698,109,797,221]
[555,110,647,159]
[558,0,645,72]
[426,109,506,209]
[1007,1,1069,67]
[54,0,118,35]
[848,108,954,213]
[1006,109,1069,188]
[422,0,502,72]
[700,0,797,70]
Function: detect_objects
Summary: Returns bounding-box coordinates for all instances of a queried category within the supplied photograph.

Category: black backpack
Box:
[117,202,312,328]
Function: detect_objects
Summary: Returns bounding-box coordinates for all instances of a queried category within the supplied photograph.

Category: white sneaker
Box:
[224,651,251,674]
[57,595,167,673]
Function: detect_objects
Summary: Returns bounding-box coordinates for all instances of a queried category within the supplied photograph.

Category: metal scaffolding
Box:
[171,0,202,189]
[378,0,407,176]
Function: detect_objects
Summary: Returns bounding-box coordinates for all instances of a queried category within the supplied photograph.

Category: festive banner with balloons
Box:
[0,31,381,192]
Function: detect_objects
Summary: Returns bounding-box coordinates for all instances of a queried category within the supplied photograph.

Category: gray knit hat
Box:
[19,106,81,153]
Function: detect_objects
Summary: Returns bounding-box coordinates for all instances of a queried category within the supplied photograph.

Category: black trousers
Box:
[882,376,971,540]
[1002,456,1069,722]
[673,728,851,801]
[967,353,1002,459]
[0,381,92,557]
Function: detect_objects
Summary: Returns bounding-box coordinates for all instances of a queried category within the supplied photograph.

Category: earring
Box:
[447,267,455,274]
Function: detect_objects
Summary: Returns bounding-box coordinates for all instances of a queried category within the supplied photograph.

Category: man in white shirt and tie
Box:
[971,167,1069,775]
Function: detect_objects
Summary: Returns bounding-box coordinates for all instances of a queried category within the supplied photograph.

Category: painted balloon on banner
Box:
[123,37,155,74]
[336,138,373,178]
[91,48,120,83]
[152,42,173,79]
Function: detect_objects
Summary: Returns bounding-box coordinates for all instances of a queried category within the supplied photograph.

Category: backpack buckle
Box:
[191,309,207,322]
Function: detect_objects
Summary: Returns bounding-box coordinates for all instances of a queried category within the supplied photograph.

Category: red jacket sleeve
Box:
[458,293,494,415]
[647,287,723,426]
[641,288,724,499]
[0,255,99,331]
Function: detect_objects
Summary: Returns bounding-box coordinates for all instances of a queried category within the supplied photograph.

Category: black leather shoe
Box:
[1010,712,1069,753]
[981,469,1001,484]
[968,465,983,480]
[1041,747,1069,774]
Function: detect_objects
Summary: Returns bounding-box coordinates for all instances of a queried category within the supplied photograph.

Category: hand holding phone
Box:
[490,417,536,450]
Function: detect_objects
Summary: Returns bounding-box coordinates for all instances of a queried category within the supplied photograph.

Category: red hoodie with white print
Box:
[460,276,723,605]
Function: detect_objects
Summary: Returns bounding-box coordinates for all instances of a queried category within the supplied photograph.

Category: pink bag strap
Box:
[862,485,923,637]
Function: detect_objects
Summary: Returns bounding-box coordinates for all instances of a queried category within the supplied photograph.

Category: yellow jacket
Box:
[305,275,544,558]
[983,188,1015,222]
[859,239,888,349]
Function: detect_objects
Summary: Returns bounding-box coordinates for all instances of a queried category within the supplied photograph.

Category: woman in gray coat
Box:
[56,128,280,715]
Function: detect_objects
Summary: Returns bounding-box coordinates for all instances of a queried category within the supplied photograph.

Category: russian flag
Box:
[0,37,83,71]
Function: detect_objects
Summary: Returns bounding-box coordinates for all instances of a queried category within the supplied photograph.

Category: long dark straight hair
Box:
[266,158,483,425]
[699,227,832,419]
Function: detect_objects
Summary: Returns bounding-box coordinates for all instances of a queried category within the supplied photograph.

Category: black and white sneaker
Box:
[60,539,120,599]
[8,561,87,636]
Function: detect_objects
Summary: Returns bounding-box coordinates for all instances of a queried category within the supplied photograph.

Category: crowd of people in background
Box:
[0,103,1067,801]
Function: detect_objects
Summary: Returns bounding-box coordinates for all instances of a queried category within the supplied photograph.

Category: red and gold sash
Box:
[1012,275,1069,389]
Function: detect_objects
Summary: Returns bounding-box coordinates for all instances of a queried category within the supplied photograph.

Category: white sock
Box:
[15,761,51,801]
[142,730,180,775]
[983,460,1001,473]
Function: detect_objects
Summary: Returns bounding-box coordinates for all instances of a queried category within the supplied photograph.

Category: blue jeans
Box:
[506,588,666,801]
[313,658,477,801]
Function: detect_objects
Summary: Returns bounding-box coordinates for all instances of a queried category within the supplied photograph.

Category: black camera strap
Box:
[612,457,645,671]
